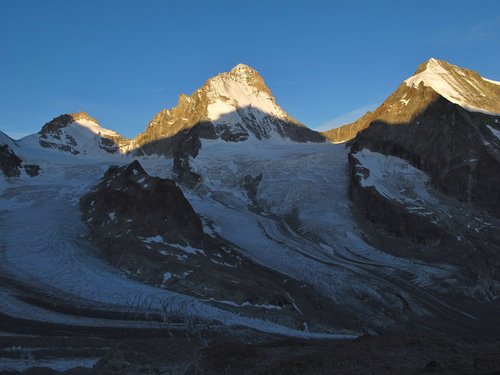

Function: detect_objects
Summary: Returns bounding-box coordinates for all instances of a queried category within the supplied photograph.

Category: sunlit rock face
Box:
[323,58,500,143]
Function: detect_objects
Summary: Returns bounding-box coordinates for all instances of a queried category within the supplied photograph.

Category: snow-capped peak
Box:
[133,63,322,151]
[204,64,288,125]
[18,112,130,156]
[38,112,120,138]
[229,63,258,76]
[404,58,500,115]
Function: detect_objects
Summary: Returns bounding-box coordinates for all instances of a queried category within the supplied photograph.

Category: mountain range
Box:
[1,58,500,373]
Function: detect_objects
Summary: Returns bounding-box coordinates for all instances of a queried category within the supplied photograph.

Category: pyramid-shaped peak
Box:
[203,63,272,98]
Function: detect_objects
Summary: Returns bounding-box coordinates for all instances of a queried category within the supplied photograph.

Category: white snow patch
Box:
[209,298,283,310]
[175,243,205,255]
[486,125,500,140]
[483,77,500,85]
[140,235,165,244]
[352,148,439,207]
[162,272,172,284]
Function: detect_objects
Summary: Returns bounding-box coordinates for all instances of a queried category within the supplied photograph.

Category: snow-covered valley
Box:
[1,137,496,346]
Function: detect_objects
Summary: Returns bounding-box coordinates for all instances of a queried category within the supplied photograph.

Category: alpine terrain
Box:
[1,60,500,374]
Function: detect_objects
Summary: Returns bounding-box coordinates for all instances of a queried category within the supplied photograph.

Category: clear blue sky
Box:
[1,0,499,139]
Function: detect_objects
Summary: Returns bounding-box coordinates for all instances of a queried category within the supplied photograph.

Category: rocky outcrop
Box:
[0,144,22,177]
[0,132,40,178]
[241,173,263,201]
[80,160,358,332]
[81,160,204,247]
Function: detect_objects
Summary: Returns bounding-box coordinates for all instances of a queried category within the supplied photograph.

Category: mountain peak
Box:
[39,112,100,134]
[413,58,458,75]
[28,111,129,155]
[70,111,100,124]
[134,63,323,152]
[230,63,258,75]
[405,58,500,115]
[323,59,500,143]
[209,63,269,94]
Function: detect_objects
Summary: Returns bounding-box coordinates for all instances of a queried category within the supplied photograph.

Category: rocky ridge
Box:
[323,58,500,143]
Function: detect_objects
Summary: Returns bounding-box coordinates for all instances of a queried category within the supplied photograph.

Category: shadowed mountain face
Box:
[323,58,500,143]
[131,64,324,155]
[350,97,500,217]
[344,63,500,302]
[0,131,40,178]
[80,160,205,247]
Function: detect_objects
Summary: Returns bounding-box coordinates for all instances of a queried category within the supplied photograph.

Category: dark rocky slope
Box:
[0,144,22,178]
[0,132,40,178]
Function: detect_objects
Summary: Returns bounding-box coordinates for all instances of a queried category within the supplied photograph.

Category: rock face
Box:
[80,160,358,332]
[0,143,22,177]
[0,132,21,177]
[324,58,500,143]
[0,131,40,178]
[132,64,324,157]
[81,160,204,248]
[36,112,130,155]
[322,111,373,144]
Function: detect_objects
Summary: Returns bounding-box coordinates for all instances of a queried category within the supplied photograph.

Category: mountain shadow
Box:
[128,107,326,187]
[349,96,500,218]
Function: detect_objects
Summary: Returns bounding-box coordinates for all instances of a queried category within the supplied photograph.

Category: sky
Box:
[1,0,499,139]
